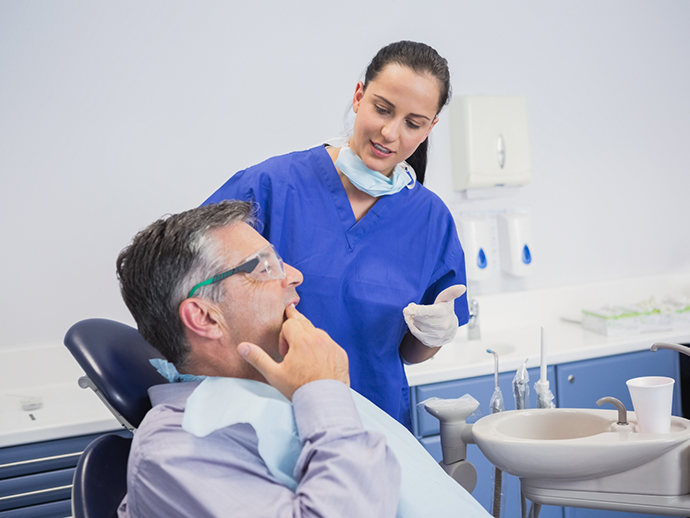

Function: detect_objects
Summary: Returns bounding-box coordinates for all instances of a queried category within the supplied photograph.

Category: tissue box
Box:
[673,306,690,327]
[663,295,690,328]
[582,296,690,336]
[582,306,640,336]
[617,305,673,333]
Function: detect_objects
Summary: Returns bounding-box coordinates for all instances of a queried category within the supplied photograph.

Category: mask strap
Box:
[402,162,416,189]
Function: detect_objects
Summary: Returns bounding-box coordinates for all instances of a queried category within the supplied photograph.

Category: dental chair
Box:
[64,318,166,518]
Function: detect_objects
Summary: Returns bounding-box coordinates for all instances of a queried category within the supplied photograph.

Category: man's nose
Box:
[283,263,303,288]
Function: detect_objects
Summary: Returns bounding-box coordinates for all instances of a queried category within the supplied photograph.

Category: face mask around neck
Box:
[334,144,416,197]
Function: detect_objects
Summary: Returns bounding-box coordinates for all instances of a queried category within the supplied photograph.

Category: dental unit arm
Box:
[652,341,690,356]
[422,395,479,492]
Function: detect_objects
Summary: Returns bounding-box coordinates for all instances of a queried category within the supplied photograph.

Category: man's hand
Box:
[237,305,350,400]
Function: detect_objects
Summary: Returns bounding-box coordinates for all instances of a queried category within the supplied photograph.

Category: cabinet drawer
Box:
[412,366,556,437]
[0,433,105,480]
[0,430,129,516]
[0,499,71,518]
[0,469,73,511]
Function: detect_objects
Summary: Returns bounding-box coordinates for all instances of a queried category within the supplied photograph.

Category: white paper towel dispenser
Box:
[450,95,532,191]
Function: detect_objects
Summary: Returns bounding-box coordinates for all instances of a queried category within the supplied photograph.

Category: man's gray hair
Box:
[116,200,257,367]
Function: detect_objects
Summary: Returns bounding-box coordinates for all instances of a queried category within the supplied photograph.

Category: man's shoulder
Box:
[134,382,260,460]
[131,383,195,454]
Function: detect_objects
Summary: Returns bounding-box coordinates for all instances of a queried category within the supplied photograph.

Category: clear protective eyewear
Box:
[187,244,286,298]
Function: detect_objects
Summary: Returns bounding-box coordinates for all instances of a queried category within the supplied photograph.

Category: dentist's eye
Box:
[406,120,421,130]
[374,105,390,115]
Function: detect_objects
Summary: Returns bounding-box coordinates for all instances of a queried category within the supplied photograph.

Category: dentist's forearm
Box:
[399,332,442,364]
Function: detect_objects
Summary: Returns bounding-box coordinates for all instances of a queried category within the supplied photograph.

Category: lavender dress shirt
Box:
[117,379,401,518]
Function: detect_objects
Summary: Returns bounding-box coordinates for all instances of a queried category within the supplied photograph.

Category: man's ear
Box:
[179,298,224,341]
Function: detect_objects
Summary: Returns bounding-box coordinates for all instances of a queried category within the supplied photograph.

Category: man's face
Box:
[211,223,302,361]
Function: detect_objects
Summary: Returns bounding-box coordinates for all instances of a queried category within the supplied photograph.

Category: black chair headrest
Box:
[64,318,166,428]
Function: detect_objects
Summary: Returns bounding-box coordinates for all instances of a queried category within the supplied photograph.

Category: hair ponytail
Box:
[406,139,428,185]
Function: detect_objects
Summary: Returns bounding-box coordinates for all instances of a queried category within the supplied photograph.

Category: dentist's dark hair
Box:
[363,40,451,184]
[116,200,257,368]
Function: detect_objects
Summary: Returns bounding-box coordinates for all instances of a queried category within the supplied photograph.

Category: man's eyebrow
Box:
[372,94,432,121]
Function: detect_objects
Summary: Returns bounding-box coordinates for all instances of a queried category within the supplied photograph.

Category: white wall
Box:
[1,1,689,346]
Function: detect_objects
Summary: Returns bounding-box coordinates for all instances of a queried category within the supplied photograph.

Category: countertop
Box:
[0,341,121,448]
[405,320,690,387]
[406,272,690,386]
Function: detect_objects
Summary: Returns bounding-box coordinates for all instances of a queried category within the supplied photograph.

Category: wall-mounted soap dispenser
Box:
[454,215,497,282]
[497,212,533,277]
[450,95,532,192]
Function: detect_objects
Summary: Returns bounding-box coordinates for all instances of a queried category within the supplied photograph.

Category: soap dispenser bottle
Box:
[454,215,495,282]
[497,211,533,277]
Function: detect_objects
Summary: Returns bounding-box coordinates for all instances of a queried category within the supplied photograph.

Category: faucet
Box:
[651,342,690,358]
[468,299,480,340]
[596,396,628,425]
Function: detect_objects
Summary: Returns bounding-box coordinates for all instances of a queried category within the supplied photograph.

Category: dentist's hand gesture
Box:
[403,285,466,348]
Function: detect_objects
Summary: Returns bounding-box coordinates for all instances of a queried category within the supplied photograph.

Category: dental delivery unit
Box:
[424,341,690,517]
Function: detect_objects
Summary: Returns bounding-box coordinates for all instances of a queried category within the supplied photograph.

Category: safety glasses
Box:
[187,244,286,298]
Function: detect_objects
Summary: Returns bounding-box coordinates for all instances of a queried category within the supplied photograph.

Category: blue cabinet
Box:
[556,348,682,417]
[409,348,682,518]
[0,430,130,517]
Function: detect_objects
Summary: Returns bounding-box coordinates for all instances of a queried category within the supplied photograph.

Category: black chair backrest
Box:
[72,433,132,518]
[64,318,166,429]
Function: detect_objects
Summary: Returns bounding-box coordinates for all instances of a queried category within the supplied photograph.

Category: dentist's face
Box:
[350,64,440,177]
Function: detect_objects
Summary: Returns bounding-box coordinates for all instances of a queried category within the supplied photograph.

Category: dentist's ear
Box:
[424,116,439,140]
[179,298,224,340]
[352,81,365,113]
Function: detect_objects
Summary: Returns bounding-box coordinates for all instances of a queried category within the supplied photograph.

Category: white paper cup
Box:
[626,376,675,433]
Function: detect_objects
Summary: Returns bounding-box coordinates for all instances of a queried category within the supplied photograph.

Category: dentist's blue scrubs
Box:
[204,145,469,429]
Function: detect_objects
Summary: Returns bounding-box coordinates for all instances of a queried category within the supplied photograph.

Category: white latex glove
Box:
[403,285,467,348]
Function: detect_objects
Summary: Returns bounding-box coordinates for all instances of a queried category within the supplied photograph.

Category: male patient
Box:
[115,200,401,517]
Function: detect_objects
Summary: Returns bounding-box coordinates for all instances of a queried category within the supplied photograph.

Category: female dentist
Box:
[204,41,468,429]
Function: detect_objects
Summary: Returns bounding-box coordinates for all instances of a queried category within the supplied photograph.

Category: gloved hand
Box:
[403,285,467,348]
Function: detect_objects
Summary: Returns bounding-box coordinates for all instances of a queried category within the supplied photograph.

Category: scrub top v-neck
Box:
[319,146,402,249]
[204,145,469,428]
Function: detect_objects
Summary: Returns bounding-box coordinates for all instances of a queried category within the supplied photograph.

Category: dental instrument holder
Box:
[535,327,555,409]
[513,359,529,410]
[423,399,479,492]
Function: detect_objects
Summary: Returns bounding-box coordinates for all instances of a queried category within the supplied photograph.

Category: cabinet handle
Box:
[0,484,72,503]
[0,451,82,471]
[568,375,575,383]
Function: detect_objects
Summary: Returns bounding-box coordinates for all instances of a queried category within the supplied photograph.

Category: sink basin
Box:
[472,408,690,496]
